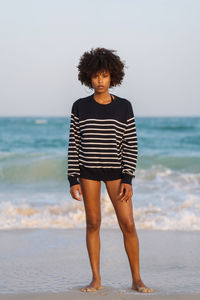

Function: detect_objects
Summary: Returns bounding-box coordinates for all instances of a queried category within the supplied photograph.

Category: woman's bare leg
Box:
[104,179,153,293]
[79,177,103,292]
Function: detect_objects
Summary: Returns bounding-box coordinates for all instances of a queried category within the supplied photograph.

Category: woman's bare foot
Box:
[81,279,103,292]
[132,279,154,293]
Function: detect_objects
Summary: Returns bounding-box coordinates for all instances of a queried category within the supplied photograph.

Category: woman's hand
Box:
[119,183,133,202]
[70,184,83,201]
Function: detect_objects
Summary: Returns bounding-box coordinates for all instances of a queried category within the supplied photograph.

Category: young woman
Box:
[67,47,154,293]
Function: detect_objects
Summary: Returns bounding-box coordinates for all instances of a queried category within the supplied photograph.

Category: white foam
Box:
[0,191,200,230]
[35,119,48,124]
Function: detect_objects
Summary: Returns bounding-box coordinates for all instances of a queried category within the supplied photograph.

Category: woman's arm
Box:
[121,101,138,185]
[67,102,81,187]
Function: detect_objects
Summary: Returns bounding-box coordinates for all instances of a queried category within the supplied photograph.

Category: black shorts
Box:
[79,165,122,182]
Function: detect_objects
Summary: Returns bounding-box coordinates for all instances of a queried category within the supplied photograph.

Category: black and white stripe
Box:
[67,96,138,187]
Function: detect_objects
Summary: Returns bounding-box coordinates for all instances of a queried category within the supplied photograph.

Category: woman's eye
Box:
[93,74,108,78]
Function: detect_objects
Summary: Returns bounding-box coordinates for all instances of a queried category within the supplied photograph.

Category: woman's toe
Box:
[138,286,154,293]
[81,286,99,292]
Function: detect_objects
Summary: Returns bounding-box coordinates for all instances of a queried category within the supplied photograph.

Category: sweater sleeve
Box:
[121,101,138,185]
[67,102,81,187]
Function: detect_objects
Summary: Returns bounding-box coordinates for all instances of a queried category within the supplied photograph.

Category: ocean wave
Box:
[158,125,196,131]
[0,194,199,230]
[181,135,200,145]
[35,119,48,124]
[0,153,66,183]
[139,155,200,172]
[0,152,200,184]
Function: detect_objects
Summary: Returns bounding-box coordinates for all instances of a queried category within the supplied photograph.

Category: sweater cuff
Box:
[121,173,135,185]
[68,176,80,188]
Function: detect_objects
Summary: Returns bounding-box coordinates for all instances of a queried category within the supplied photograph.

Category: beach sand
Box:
[0,228,199,299]
[1,291,200,300]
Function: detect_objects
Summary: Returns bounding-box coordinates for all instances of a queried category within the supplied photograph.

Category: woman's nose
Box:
[98,76,103,83]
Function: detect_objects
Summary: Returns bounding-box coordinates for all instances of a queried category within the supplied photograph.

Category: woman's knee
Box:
[86,218,101,231]
[120,219,136,234]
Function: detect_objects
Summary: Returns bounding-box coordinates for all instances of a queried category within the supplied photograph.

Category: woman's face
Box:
[91,69,111,93]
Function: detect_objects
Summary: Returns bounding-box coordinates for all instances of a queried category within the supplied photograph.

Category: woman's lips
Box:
[97,86,104,88]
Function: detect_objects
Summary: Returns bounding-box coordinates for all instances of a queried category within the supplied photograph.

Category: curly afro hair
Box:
[77,47,126,90]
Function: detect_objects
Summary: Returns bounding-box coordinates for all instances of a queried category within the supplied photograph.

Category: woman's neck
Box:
[93,91,112,104]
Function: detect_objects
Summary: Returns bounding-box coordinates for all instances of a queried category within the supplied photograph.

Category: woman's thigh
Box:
[104,179,135,227]
[79,178,102,223]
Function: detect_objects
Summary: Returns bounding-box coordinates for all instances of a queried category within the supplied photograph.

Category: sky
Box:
[0,0,199,117]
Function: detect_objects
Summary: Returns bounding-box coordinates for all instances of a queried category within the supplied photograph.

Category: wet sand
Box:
[0,291,200,300]
[0,228,199,297]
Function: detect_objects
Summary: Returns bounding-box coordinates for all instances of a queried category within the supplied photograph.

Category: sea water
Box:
[0,116,199,231]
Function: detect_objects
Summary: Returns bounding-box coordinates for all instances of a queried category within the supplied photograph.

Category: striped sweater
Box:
[67,93,138,187]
